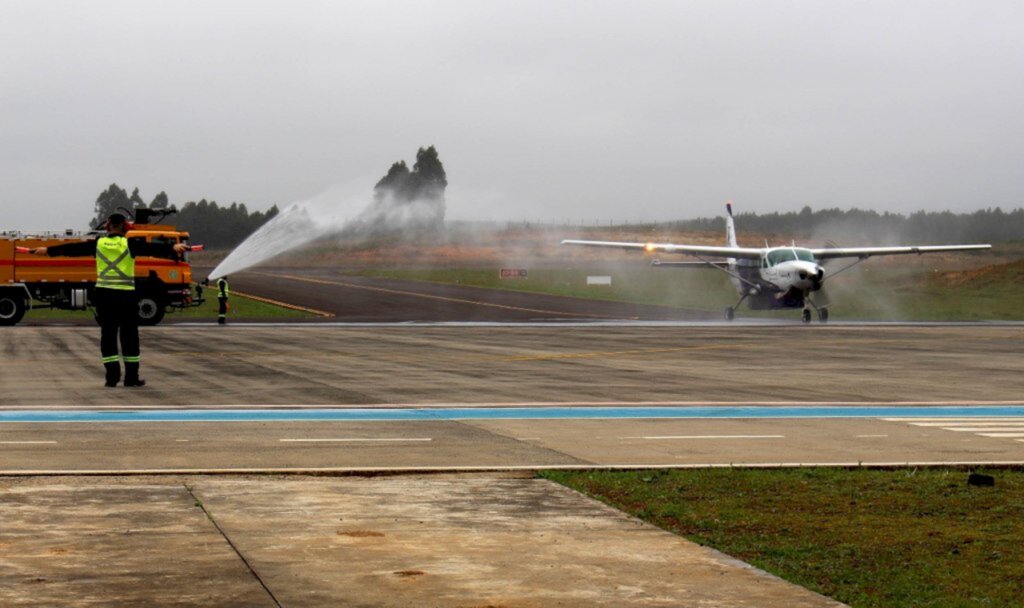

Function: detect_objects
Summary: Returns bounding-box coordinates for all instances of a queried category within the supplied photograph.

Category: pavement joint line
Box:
[0,440,57,444]
[5,461,1024,476]
[184,484,283,608]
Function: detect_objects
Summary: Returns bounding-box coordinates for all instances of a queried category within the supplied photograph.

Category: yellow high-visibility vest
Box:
[217,278,229,297]
[95,236,135,291]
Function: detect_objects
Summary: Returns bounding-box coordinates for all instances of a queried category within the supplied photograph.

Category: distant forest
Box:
[91,183,1022,248]
[91,184,279,249]
[665,206,1024,243]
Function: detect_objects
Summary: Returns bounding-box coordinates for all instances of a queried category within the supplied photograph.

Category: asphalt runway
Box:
[223,268,720,321]
[2,321,1022,472]
[3,275,1021,606]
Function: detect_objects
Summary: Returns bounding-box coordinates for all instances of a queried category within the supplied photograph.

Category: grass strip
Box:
[541,467,1024,607]
[25,292,311,322]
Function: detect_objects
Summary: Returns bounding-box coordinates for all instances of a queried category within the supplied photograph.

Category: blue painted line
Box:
[2,405,1024,423]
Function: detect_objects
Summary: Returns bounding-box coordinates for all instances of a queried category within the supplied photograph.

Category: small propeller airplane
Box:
[562,203,991,322]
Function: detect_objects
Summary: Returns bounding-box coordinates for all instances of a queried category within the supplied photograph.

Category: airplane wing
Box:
[650,259,725,268]
[560,239,764,260]
[810,244,991,260]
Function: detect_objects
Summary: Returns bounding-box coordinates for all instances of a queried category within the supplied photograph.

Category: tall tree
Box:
[413,145,448,193]
[129,187,145,209]
[92,184,130,228]
[150,191,169,209]
[369,146,448,232]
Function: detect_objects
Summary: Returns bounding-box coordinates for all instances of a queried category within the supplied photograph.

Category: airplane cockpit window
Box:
[794,248,816,262]
[766,249,798,266]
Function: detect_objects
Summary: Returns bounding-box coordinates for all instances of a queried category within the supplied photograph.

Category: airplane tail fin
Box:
[725,202,738,249]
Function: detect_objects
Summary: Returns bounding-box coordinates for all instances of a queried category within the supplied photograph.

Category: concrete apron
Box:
[0,474,845,608]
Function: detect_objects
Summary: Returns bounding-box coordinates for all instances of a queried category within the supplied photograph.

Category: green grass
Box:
[24,292,311,322]
[542,467,1024,607]
[357,263,1024,321]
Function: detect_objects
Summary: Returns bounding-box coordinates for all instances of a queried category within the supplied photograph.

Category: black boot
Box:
[104,362,121,388]
[124,362,146,388]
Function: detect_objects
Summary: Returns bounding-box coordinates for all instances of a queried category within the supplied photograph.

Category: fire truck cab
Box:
[0,208,203,326]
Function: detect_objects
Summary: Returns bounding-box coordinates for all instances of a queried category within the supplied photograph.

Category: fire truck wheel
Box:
[137,294,166,326]
[0,294,27,326]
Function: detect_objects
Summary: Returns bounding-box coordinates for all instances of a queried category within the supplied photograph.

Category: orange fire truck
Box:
[0,208,204,326]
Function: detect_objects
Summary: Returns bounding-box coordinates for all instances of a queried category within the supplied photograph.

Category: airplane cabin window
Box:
[767,249,798,266]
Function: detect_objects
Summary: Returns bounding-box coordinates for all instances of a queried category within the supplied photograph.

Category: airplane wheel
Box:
[801,308,812,324]
[725,307,735,321]
[819,308,829,323]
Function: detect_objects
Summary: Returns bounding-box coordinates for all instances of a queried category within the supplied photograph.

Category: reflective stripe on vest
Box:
[95,236,135,290]
[218,279,230,297]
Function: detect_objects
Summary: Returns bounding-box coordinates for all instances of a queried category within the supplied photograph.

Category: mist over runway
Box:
[217,267,720,322]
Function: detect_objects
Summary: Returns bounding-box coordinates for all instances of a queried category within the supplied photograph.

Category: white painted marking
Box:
[977,433,1024,438]
[885,418,1024,423]
[856,434,889,438]
[176,439,190,443]
[0,441,57,445]
[941,427,1024,432]
[909,419,1024,423]
[279,438,433,443]
[515,437,542,441]
[623,435,784,440]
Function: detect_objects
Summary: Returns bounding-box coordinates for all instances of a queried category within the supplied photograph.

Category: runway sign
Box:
[587,275,612,285]
[500,268,528,279]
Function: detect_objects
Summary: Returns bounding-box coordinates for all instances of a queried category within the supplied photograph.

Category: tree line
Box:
[91,183,278,249]
[667,206,1024,243]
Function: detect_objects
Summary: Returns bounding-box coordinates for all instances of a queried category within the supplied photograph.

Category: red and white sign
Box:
[499,268,528,279]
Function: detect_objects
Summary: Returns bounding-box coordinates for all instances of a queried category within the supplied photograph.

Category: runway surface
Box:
[3,273,1019,606]
[2,321,1022,472]
[226,268,720,322]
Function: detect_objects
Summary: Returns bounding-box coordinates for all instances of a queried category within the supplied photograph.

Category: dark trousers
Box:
[94,288,140,369]
[218,297,228,323]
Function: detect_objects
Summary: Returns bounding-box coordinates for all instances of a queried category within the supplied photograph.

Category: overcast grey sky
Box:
[2,0,1022,229]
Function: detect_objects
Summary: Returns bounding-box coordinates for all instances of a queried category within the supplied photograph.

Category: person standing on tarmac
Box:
[216,276,229,324]
[28,213,188,388]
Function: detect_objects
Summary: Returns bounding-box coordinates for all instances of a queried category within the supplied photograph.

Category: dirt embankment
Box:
[936,259,1024,288]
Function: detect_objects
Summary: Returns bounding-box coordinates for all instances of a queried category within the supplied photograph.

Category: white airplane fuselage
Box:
[729,249,825,310]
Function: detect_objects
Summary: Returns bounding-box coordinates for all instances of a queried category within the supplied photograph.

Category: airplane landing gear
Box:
[803,293,828,323]
[726,288,757,322]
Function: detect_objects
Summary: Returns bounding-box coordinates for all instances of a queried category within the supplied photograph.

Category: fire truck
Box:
[0,208,204,326]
